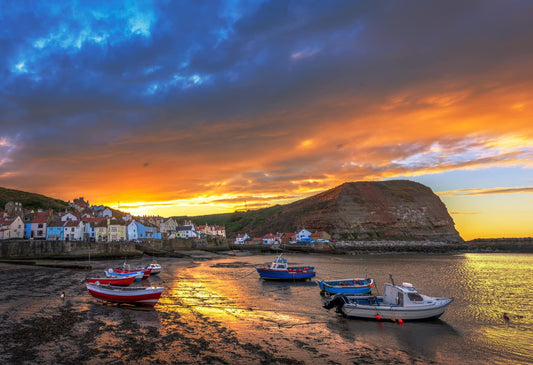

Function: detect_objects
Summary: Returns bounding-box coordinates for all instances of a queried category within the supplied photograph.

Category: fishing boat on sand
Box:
[255,253,316,280]
[105,269,143,281]
[111,262,152,279]
[323,275,453,321]
[86,275,136,286]
[145,260,162,275]
[86,283,164,307]
[318,277,374,295]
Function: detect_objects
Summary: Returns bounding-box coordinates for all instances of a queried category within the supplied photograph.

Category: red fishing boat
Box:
[86,283,164,307]
[86,276,136,286]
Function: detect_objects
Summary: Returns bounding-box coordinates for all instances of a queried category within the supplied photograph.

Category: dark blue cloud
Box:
[0,0,532,201]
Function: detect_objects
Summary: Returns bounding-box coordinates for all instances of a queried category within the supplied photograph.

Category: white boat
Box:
[145,260,162,275]
[323,275,453,321]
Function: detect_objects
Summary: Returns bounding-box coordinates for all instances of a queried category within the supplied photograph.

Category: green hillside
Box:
[181,205,284,235]
[0,187,69,211]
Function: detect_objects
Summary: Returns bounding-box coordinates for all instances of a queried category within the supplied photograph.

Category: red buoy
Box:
[375,314,382,320]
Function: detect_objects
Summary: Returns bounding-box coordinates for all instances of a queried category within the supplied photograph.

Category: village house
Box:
[159,217,178,238]
[296,229,312,241]
[278,232,297,244]
[176,225,198,239]
[71,197,90,212]
[46,221,65,241]
[198,224,226,238]
[107,219,127,242]
[59,211,80,222]
[0,216,24,239]
[310,231,331,242]
[95,220,108,242]
[98,207,113,218]
[5,201,23,217]
[234,233,250,245]
[126,220,138,241]
[64,220,84,241]
[82,217,106,241]
[28,212,52,240]
[262,233,276,245]
[251,237,263,245]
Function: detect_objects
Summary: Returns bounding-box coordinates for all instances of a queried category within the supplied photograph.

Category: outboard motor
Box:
[323,294,347,311]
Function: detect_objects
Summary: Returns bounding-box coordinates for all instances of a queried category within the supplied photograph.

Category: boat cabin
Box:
[383,282,425,307]
[270,255,288,270]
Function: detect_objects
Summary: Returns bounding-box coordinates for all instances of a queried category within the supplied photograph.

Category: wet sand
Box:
[0,256,435,364]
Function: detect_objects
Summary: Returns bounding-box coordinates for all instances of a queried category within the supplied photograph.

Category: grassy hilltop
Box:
[0,187,69,211]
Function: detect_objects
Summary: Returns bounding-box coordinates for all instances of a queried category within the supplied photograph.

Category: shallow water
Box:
[157,253,533,364]
[0,253,531,364]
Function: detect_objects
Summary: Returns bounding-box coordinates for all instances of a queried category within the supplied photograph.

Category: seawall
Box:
[0,240,138,260]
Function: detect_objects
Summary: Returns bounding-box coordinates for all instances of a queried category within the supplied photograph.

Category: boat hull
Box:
[318,278,373,295]
[113,268,152,279]
[105,270,143,281]
[145,264,162,275]
[86,283,164,307]
[256,267,316,280]
[342,297,454,321]
[86,276,135,286]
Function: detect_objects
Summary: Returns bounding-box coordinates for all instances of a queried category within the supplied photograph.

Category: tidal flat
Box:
[0,253,531,364]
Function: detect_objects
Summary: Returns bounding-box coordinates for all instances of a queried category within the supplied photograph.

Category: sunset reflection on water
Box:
[151,253,532,364]
[159,261,315,334]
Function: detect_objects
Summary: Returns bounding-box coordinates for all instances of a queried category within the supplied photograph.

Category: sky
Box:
[0,1,532,240]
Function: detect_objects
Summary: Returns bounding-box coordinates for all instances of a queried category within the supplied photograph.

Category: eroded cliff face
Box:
[254,180,463,242]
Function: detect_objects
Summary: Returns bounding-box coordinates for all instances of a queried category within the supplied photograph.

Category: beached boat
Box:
[323,276,453,321]
[86,283,164,307]
[86,275,136,286]
[105,269,143,282]
[318,278,374,295]
[255,253,316,280]
[145,260,162,275]
[112,262,152,279]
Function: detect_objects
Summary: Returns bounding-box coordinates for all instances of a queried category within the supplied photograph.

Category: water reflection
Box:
[326,317,460,359]
[152,253,532,364]
[455,254,533,363]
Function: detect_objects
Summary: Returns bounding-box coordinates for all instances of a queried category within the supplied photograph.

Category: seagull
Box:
[60,292,65,300]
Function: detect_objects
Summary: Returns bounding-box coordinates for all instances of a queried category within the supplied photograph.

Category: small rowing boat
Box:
[318,277,374,295]
[86,283,164,307]
[86,275,136,286]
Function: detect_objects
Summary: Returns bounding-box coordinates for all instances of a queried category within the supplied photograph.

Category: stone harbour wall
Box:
[0,240,137,259]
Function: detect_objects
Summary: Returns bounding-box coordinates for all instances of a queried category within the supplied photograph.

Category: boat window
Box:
[408,293,423,302]
[397,293,403,306]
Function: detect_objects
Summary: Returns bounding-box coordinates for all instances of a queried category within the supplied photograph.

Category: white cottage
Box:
[127,220,139,241]
[296,229,312,241]
[64,220,84,241]
[0,216,24,239]
[234,233,250,245]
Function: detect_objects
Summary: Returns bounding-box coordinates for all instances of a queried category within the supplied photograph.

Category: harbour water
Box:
[161,253,532,364]
[0,252,531,364]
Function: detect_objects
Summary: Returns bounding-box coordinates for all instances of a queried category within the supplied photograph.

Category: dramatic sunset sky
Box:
[1,1,532,240]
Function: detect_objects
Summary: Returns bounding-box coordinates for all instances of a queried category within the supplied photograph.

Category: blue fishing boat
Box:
[104,269,143,282]
[256,253,316,280]
[318,278,374,295]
